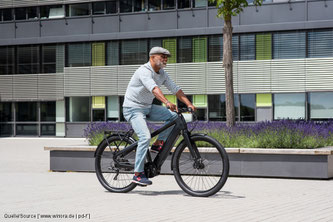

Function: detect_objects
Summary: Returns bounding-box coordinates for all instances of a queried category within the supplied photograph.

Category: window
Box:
[0,102,12,122]
[163,38,177,63]
[67,3,90,17]
[92,42,106,66]
[256,33,272,60]
[273,31,306,59]
[0,124,13,136]
[148,0,161,11]
[40,102,56,122]
[274,93,306,120]
[163,0,175,10]
[193,0,206,7]
[120,0,133,13]
[208,94,238,121]
[178,37,192,63]
[178,0,191,8]
[308,30,333,58]
[15,8,27,20]
[240,94,255,121]
[208,35,239,62]
[16,102,37,122]
[92,96,105,121]
[16,124,38,136]
[240,34,255,60]
[1,8,13,21]
[208,0,216,6]
[93,2,106,15]
[309,92,333,120]
[106,0,118,14]
[17,45,39,74]
[0,46,15,75]
[41,124,56,136]
[178,95,193,109]
[67,43,91,67]
[27,7,38,20]
[135,0,146,11]
[42,45,57,73]
[107,96,119,121]
[67,97,91,122]
[192,36,207,62]
[40,5,65,19]
[121,39,148,65]
[107,41,119,65]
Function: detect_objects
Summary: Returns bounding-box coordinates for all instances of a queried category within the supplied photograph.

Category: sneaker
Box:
[151,141,164,153]
[132,172,152,186]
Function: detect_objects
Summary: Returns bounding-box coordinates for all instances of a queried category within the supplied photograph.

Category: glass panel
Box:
[193,95,207,107]
[148,0,161,11]
[27,7,38,20]
[135,0,146,11]
[240,94,255,121]
[196,109,207,121]
[194,0,207,7]
[92,42,105,66]
[0,124,13,136]
[93,110,105,121]
[16,102,37,122]
[42,45,56,73]
[178,0,190,8]
[308,30,333,58]
[120,39,148,65]
[120,0,133,13]
[119,96,125,121]
[17,45,39,74]
[178,37,192,63]
[309,92,333,120]
[192,37,207,62]
[93,2,105,15]
[41,124,56,136]
[56,44,65,73]
[3,8,13,21]
[56,123,65,136]
[0,102,12,122]
[208,35,222,62]
[256,94,272,107]
[107,96,119,120]
[56,100,65,122]
[41,5,65,19]
[150,39,163,48]
[274,93,306,120]
[165,95,177,104]
[67,3,90,17]
[240,34,255,60]
[16,124,38,136]
[208,94,238,121]
[92,96,105,109]
[232,35,239,61]
[0,46,15,75]
[69,97,90,122]
[273,32,306,59]
[15,8,26,20]
[107,41,119,65]
[163,0,175,9]
[40,102,56,122]
[106,0,118,14]
[162,38,177,63]
[256,33,272,60]
[67,43,91,67]
[208,0,216,6]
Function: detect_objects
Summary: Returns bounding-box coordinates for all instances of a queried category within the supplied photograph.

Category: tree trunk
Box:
[223,15,235,127]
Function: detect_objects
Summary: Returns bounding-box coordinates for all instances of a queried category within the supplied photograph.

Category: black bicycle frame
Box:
[112,112,201,171]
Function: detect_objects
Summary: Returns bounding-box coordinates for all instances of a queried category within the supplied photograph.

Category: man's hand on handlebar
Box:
[187,104,197,112]
[166,101,178,113]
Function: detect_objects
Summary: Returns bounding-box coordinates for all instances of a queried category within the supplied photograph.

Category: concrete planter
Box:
[44,146,333,179]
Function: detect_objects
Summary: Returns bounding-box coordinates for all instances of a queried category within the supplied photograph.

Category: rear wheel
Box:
[172,135,229,197]
[95,135,137,193]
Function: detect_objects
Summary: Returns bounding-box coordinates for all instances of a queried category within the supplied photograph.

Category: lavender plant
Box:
[84,120,333,148]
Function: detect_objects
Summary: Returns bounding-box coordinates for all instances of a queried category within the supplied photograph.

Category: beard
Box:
[154,58,167,69]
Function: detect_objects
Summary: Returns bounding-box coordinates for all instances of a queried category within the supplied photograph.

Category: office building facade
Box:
[1,0,333,137]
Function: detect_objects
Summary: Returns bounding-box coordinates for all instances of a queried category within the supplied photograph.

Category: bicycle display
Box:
[94,108,229,197]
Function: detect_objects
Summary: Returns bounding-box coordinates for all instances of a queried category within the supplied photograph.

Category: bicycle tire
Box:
[172,135,229,197]
[95,135,137,193]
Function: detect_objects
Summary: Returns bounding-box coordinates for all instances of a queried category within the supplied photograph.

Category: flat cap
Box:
[149,47,171,57]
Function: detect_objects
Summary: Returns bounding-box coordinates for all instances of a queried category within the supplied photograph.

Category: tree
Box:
[209,0,262,127]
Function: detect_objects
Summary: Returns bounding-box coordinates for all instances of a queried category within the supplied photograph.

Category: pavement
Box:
[1,137,333,222]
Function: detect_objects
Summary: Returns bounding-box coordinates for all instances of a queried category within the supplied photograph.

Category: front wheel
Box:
[172,135,229,197]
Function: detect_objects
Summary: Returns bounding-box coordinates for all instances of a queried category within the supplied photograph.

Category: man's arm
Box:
[152,86,178,112]
[176,89,196,111]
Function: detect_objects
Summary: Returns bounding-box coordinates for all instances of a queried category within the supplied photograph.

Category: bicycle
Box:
[94,108,229,197]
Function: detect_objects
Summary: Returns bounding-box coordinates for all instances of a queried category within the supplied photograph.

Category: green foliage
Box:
[209,0,263,17]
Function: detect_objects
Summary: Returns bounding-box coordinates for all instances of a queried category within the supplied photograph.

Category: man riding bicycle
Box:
[123,46,196,186]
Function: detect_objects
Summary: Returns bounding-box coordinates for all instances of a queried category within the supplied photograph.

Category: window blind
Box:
[256,33,272,60]
[107,41,119,66]
[178,37,192,63]
[192,37,207,62]
[121,39,148,65]
[67,43,91,67]
[308,30,333,58]
[240,34,255,60]
[163,38,177,63]
[92,42,106,66]
[273,32,306,59]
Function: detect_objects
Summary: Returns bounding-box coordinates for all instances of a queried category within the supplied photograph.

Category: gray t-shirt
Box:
[123,62,181,108]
